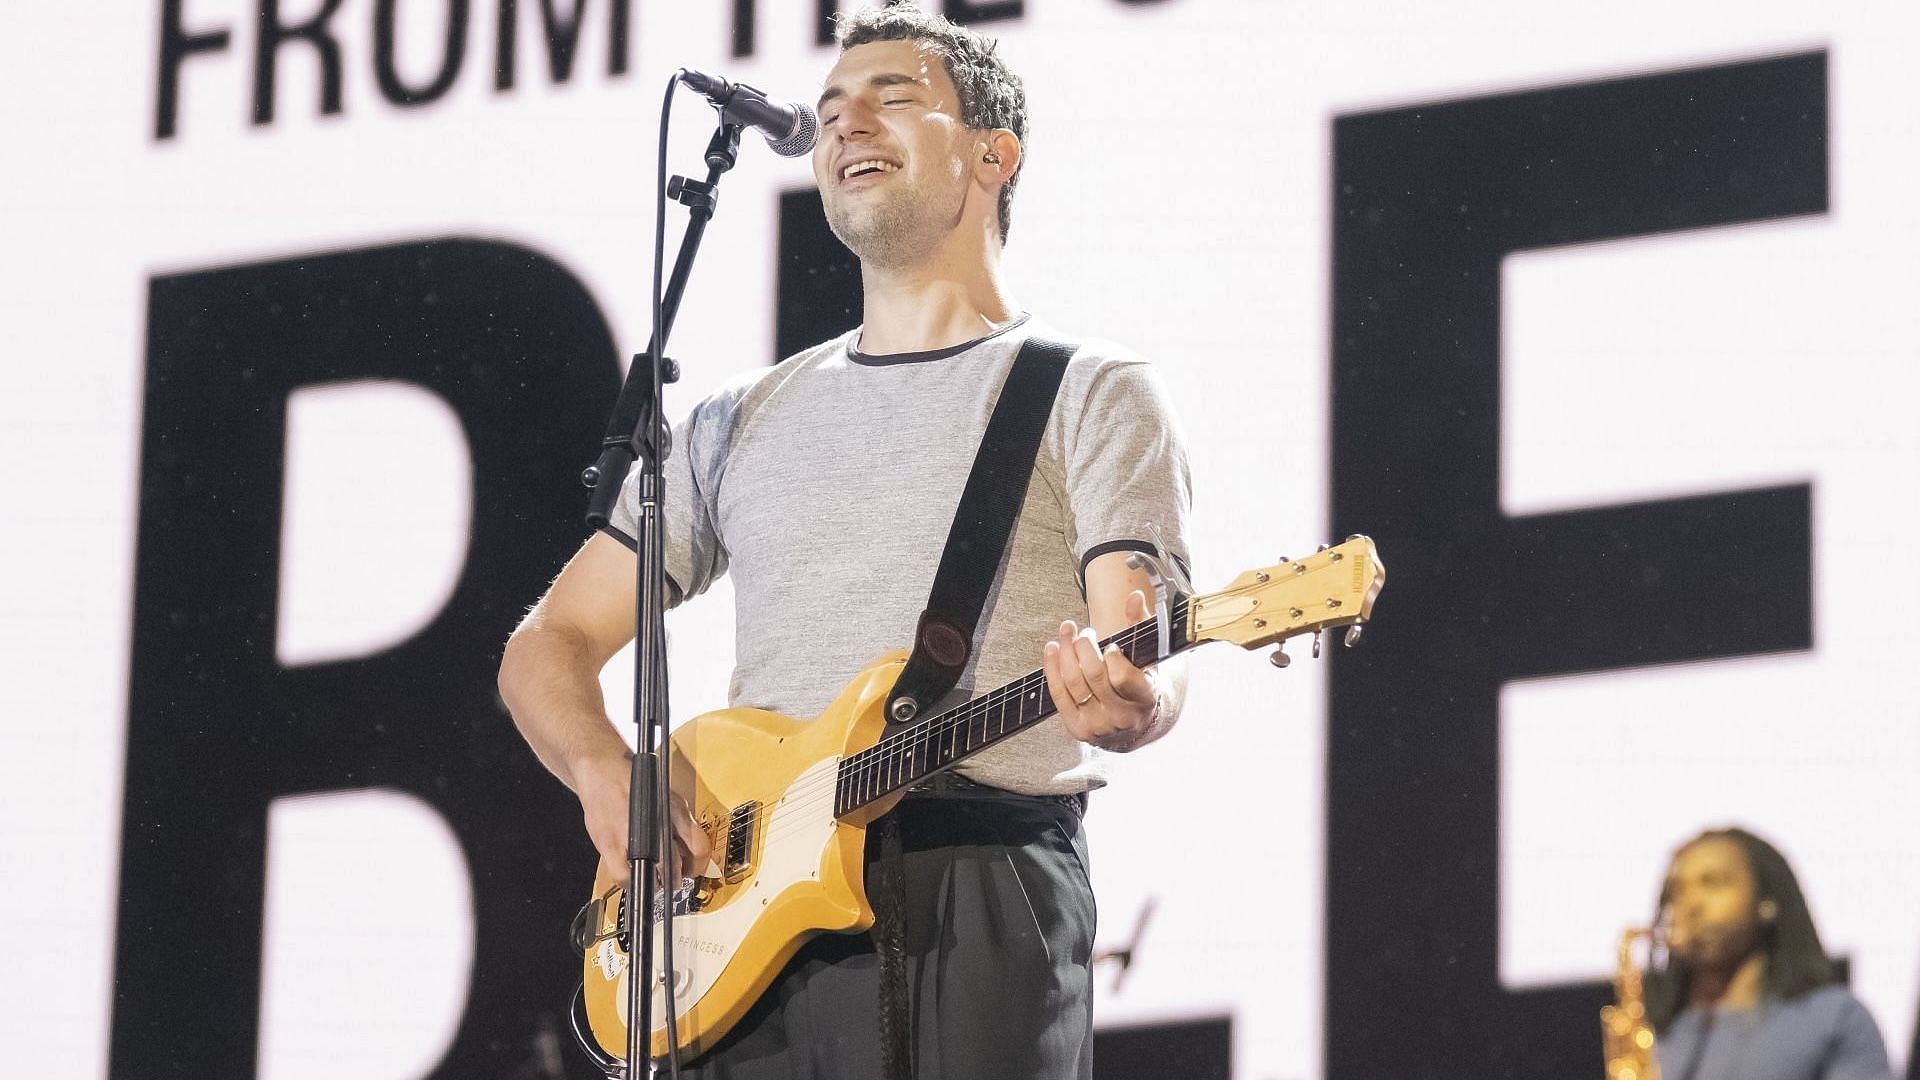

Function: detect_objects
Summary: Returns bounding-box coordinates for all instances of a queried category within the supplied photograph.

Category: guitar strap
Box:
[876,330,1075,1080]
[883,332,1078,725]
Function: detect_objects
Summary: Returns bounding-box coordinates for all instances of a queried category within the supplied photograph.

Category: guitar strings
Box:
[749,572,1332,851]
[840,598,1187,780]
[739,600,1195,844]
[855,599,1179,762]
[700,570,1343,863]
[827,609,1168,798]
[741,622,1172,850]
[758,599,1188,825]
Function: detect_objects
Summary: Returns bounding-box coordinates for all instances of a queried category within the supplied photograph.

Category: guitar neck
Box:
[833,596,1195,817]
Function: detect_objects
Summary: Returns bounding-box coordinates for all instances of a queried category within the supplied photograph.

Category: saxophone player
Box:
[1644,827,1894,1080]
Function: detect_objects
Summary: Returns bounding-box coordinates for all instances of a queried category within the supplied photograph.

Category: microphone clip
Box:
[668,175,719,215]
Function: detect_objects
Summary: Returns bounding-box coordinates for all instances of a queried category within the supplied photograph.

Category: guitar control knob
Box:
[655,966,691,997]
[1269,647,1291,669]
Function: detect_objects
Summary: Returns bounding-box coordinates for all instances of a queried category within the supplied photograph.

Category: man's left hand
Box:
[1044,589,1159,751]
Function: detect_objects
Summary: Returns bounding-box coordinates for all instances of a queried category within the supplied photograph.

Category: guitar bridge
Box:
[724,801,759,882]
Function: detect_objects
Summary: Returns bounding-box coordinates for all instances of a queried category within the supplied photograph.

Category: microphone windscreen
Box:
[767,104,818,158]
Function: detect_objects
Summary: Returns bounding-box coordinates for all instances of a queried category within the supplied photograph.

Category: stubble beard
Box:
[823,175,965,272]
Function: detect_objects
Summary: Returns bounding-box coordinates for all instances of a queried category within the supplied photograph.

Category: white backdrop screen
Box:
[1,2,1916,1078]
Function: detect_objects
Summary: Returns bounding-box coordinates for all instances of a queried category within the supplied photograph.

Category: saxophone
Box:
[1601,928,1661,1080]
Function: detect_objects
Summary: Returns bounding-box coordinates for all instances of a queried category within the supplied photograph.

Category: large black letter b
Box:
[113,239,618,1078]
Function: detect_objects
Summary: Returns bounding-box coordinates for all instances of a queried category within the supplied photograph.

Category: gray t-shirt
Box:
[1655,985,1894,1080]
[603,314,1192,795]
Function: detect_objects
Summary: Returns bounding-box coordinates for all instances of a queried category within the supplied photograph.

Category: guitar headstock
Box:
[1186,536,1385,653]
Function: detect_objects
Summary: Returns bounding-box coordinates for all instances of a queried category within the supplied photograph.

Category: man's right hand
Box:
[575,752,714,885]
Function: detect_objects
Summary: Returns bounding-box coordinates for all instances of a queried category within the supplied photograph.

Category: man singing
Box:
[499,5,1193,1077]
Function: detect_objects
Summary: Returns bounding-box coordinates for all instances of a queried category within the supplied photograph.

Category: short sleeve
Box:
[599,394,734,607]
[1063,359,1193,582]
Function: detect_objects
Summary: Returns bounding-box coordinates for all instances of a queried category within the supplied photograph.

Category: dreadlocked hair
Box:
[1643,826,1837,1032]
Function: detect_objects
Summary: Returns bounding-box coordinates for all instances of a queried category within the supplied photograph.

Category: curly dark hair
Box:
[1644,827,1837,1031]
[836,3,1028,242]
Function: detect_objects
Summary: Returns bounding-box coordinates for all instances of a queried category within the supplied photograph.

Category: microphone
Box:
[679,70,817,158]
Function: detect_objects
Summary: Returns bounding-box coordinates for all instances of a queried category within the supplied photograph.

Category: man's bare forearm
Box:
[498,617,630,794]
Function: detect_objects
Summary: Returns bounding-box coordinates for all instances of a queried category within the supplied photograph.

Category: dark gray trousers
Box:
[678,788,1096,1080]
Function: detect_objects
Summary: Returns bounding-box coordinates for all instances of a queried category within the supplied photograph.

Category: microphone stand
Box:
[582,116,744,1079]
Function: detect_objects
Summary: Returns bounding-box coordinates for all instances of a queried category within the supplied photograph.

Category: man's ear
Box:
[977,129,1021,182]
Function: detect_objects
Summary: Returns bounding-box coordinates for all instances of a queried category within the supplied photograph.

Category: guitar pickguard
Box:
[587,752,870,1055]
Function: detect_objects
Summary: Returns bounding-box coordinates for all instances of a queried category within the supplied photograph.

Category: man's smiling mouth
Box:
[840,159,900,180]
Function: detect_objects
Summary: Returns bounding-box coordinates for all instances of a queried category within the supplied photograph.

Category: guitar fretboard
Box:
[833,597,1193,816]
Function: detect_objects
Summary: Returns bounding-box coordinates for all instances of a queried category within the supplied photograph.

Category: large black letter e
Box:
[1327,54,1827,1078]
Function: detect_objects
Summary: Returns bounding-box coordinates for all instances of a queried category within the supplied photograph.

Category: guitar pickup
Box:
[724,801,759,883]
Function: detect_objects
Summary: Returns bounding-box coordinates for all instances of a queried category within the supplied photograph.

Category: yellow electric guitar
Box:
[571,536,1386,1065]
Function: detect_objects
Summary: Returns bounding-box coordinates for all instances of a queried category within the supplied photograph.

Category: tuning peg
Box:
[1312,631,1323,659]
[1344,624,1365,648]
[1269,645,1291,669]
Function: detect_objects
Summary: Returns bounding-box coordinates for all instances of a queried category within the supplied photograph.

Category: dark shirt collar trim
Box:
[846,312,1032,366]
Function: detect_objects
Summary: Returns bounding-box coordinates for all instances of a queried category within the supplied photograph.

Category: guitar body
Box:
[570,536,1386,1066]
[579,651,908,1062]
